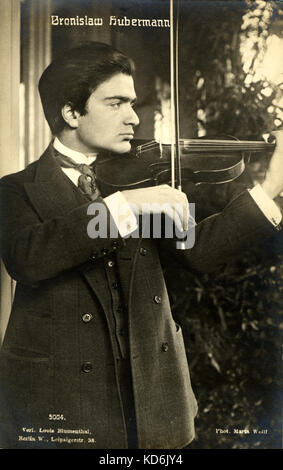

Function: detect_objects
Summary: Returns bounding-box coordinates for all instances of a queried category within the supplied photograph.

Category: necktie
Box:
[54,150,101,201]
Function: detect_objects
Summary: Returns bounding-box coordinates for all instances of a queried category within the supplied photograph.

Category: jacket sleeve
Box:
[160,190,283,273]
[0,177,126,285]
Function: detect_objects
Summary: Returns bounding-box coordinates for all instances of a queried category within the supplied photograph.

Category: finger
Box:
[174,191,189,231]
[267,132,276,144]
[162,202,184,233]
[173,210,184,234]
[182,194,189,231]
[172,201,188,232]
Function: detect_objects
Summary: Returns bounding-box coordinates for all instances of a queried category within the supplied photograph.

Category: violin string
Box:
[137,139,273,148]
[137,140,274,153]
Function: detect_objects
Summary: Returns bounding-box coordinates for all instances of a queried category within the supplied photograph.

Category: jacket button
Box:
[139,247,147,256]
[90,251,98,261]
[162,342,169,352]
[82,313,93,323]
[81,362,93,373]
[107,260,115,268]
[101,248,108,256]
[112,241,119,250]
[154,295,162,304]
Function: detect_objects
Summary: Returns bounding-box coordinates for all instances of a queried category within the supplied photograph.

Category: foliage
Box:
[177,0,283,138]
[165,249,283,449]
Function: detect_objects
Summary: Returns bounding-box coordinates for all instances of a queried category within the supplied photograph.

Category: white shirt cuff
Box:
[104,191,138,238]
[249,184,282,227]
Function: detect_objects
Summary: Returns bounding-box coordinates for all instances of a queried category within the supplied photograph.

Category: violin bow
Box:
[170,0,187,249]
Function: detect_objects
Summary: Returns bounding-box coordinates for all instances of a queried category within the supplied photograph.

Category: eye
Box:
[110,102,121,109]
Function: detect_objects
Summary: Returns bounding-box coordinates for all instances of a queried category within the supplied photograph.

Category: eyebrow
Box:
[104,96,137,104]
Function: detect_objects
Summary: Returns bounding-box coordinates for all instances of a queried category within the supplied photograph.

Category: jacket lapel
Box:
[24,144,87,221]
[23,144,139,314]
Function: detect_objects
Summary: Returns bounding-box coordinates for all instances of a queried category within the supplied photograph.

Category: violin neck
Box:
[180,139,275,153]
[136,139,275,154]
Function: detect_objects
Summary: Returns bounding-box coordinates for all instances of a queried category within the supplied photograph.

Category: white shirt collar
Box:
[53,137,97,164]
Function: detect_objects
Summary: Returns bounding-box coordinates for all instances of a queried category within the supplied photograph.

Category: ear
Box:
[61,104,81,129]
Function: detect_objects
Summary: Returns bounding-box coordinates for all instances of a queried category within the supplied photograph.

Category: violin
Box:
[95,0,277,250]
[96,137,275,197]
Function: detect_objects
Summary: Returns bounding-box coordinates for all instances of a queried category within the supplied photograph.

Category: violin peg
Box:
[262,133,275,144]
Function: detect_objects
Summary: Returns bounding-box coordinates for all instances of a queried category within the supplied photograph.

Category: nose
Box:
[124,104,140,127]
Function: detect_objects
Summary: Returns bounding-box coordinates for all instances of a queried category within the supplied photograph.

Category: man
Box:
[0,42,282,449]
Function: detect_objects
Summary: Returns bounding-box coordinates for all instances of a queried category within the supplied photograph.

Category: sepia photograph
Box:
[0,0,282,451]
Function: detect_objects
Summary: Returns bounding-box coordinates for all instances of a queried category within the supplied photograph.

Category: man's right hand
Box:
[121,184,189,233]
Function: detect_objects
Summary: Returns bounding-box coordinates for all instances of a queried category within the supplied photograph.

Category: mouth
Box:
[120,133,134,140]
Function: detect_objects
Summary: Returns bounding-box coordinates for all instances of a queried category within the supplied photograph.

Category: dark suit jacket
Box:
[0,144,280,449]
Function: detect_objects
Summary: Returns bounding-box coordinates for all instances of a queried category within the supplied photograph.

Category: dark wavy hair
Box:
[38,41,135,135]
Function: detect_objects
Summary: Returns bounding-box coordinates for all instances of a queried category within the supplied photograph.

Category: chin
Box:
[111,141,132,154]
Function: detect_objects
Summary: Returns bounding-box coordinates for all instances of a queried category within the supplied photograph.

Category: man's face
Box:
[75,73,139,154]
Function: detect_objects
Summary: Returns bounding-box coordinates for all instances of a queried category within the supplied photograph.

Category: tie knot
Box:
[76,163,95,177]
[54,150,96,176]
[53,148,100,201]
